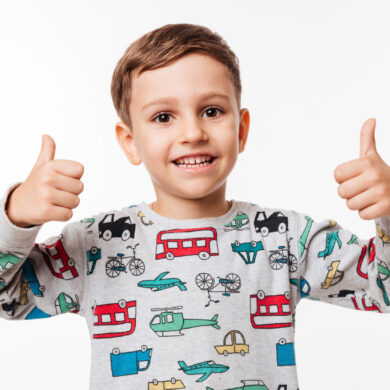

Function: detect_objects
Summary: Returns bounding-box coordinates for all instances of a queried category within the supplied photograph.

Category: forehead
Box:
[130,53,235,108]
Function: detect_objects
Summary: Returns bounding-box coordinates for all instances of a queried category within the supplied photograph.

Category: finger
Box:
[360,118,377,158]
[33,134,56,169]
[51,159,84,179]
[50,188,80,209]
[345,187,378,211]
[54,174,84,195]
[46,204,75,222]
[337,170,372,199]
[334,158,366,184]
[358,200,385,220]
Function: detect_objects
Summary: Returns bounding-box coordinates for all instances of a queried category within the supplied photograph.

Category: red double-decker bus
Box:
[93,299,136,339]
[250,290,292,329]
[155,227,218,261]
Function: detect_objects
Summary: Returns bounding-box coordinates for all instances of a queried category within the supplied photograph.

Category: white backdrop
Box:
[1,1,390,389]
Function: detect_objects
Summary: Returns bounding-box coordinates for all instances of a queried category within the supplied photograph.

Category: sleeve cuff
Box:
[0,182,43,251]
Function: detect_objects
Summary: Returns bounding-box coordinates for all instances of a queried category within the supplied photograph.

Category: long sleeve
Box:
[295,210,390,313]
[0,182,88,320]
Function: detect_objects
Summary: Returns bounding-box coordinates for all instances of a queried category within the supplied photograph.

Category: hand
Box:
[334,118,390,220]
[5,135,84,227]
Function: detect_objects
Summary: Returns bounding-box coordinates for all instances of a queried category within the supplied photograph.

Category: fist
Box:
[6,134,84,227]
[334,118,390,220]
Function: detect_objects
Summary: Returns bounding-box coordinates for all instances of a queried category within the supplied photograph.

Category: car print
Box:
[98,213,136,241]
[254,211,288,236]
[148,377,185,390]
[214,330,249,356]
[110,345,152,377]
[22,257,45,296]
[35,236,79,280]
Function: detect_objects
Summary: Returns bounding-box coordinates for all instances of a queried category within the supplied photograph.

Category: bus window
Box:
[196,239,206,247]
[128,306,136,318]
[167,241,178,249]
[182,240,192,248]
[260,305,267,314]
[115,312,125,322]
[282,304,290,313]
[102,314,111,323]
[269,305,278,314]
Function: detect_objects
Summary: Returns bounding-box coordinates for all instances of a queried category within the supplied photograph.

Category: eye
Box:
[202,106,223,118]
[151,112,172,123]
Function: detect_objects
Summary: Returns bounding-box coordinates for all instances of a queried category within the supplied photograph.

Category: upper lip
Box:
[172,153,216,161]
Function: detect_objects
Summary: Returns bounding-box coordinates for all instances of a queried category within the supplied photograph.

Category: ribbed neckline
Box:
[138,199,240,227]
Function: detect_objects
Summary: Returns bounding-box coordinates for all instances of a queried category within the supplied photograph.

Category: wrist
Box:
[5,187,35,228]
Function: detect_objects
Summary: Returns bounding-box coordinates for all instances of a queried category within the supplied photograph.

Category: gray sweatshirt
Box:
[1,181,390,390]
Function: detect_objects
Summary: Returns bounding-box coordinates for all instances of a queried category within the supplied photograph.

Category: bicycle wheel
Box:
[129,258,145,276]
[225,273,241,291]
[105,259,121,278]
[195,273,214,290]
[269,252,283,270]
[288,254,298,272]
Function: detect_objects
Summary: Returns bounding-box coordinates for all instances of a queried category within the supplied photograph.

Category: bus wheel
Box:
[166,252,174,260]
[199,251,210,260]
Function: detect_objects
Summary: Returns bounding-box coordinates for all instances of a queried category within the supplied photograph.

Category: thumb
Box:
[359,118,377,158]
[34,134,56,168]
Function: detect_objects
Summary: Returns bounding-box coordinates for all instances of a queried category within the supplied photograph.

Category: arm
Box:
[0,182,87,319]
[296,211,390,313]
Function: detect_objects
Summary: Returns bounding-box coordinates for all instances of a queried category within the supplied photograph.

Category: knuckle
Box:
[74,196,80,208]
[63,209,73,221]
[358,209,368,220]
[334,167,341,182]
[363,156,374,169]
[77,162,84,177]
[337,185,345,198]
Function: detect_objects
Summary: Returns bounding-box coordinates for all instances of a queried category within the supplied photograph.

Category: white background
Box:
[1,1,390,389]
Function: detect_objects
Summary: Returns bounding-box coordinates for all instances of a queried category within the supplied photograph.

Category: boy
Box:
[1,23,390,390]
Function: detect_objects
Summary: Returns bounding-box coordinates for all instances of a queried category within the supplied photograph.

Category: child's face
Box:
[115,52,250,202]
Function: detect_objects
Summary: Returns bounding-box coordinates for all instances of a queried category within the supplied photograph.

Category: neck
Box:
[150,186,231,220]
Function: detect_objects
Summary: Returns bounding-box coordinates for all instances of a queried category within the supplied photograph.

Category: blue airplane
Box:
[178,359,229,382]
[138,271,187,291]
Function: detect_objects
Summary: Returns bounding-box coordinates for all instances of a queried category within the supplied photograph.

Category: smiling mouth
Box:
[173,156,217,168]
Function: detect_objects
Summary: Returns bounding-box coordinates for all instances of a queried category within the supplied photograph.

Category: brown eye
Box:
[203,107,223,118]
[152,112,172,123]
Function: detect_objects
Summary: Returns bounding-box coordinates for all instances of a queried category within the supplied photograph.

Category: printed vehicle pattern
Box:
[1,198,390,390]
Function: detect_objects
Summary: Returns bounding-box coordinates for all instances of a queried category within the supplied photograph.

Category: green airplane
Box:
[178,360,228,382]
[150,306,220,337]
[206,379,269,390]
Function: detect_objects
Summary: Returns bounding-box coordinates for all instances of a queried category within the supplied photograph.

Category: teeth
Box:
[175,154,213,165]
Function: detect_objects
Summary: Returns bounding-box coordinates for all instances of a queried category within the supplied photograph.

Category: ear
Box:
[115,121,142,165]
[238,108,250,153]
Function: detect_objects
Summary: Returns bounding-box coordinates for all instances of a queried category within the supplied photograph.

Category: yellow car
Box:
[148,377,185,390]
[215,330,249,356]
[321,260,343,289]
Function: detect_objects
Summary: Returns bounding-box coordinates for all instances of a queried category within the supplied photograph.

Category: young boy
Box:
[1,23,390,390]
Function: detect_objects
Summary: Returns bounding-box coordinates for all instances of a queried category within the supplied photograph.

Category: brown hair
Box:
[111,23,242,130]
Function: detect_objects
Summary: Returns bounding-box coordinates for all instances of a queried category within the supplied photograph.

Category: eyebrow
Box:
[142,92,231,111]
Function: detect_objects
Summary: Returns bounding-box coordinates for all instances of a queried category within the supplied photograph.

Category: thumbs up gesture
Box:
[334,118,390,220]
[5,135,84,227]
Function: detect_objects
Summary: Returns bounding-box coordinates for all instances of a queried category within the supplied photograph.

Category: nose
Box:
[178,114,208,144]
